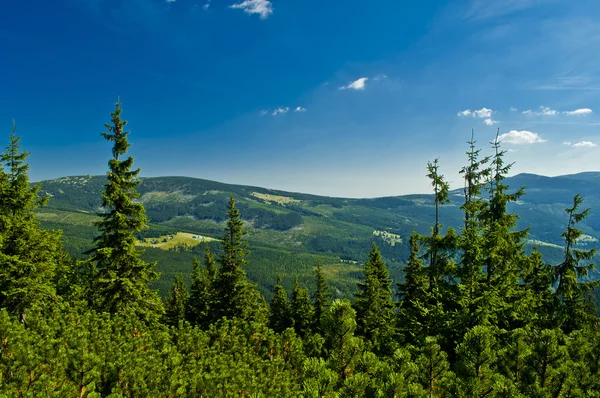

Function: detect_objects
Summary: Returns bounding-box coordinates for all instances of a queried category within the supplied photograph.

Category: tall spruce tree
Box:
[88,100,163,322]
[187,245,217,327]
[0,123,65,320]
[290,277,313,337]
[214,195,265,322]
[164,274,188,327]
[553,194,599,331]
[397,233,428,344]
[354,243,394,354]
[454,133,490,337]
[313,264,331,334]
[269,275,292,333]
[420,159,458,339]
[478,130,529,331]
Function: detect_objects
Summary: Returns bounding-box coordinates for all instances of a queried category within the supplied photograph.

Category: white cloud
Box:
[166,0,176,2]
[473,107,493,118]
[521,106,558,116]
[294,107,307,112]
[260,110,268,116]
[458,107,493,118]
[373,74,388,81]
[563,108,593,116]
[572,141,597,148]
[272,107,290,116]
[203,1,210,9]
[339,77,368,91]
[510,107,518,112]
[484,118,498,125]
[230,0,273,19]
[497,130,547,145]
[562,141,572,145]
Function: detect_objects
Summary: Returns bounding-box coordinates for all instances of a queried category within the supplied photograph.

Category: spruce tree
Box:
[354,243,394,354]
[397,233,428,344]
[88,100,163,322]
[454,133,490,338]
[553,194,599,332]
[214,195,265,322]
[313,264,330,334]
[0,123,65,320]
[478,130,529,332]
[164,274,188,327]
[269,275,292,333]
[187,245,217,327]
[290,277,313,337]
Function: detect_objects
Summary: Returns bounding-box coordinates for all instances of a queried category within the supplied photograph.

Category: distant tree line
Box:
[0,105,599,396]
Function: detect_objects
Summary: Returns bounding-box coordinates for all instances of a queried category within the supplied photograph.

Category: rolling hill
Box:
[35,172,600,298]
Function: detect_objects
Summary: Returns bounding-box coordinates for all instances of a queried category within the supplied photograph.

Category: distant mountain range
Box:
[35,172,600,298]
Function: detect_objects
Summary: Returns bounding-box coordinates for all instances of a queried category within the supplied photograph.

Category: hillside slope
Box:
[35,172,600,297]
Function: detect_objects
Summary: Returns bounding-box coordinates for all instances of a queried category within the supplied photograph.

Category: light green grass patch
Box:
[251,192,301,205]
[137,232,219,250]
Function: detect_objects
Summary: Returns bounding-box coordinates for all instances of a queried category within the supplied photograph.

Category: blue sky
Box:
[2,0,600,197]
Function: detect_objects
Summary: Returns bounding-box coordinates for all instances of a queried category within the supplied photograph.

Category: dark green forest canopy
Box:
[1,109,600,397]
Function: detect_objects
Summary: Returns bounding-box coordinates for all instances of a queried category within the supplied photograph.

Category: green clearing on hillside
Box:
[137,232,218,250]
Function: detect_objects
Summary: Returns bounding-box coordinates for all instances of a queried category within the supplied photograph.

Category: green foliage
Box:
[0,124,65,319]
[3,113,600,397]
[88,100,163,323]
[354,243,395,355]
[313,264,331,334]
[290,277,314,337]
[186,246,218,328]
[554,194,599,331]
[269,275,293,333]
[164,274,188,327]
[214,195,267,323]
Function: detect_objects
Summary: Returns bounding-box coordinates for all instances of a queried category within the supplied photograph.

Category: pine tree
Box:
[187,245,217,328]
[415,336,453,396]
[269,275,292,333]
[290,277,313,337]
[455,132,490,335]
[478,130,529,332]
[88,100,163,322]
[214,195,265,322]
[354,243,395,354]
[0,123,65,320]
[397,233,428,344]
[553,194,599,332]
[164,274,188,327]
[313,264,330,334]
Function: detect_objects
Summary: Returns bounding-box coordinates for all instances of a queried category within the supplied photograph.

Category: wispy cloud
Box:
[294,107,307,113]
[522,106,558,116]
[510,107,518,112]
[457,107,493,118]
[498,130,547,145]
[563,108,593,116]
[272,107,290,116]
[260,110,268,116]
[203,0,211,9]
[230,0,273,19]
[522,106,593,116]
[166,0,175,2]
[339,77,369,91]
[465,0,550,20]
[572,141,597,148]
[484,118,498,126]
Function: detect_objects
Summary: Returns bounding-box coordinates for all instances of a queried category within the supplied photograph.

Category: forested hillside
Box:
[2,104,600,397]
[35,167,600,297]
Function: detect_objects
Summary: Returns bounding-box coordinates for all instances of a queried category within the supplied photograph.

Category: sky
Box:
[2,0,600,197]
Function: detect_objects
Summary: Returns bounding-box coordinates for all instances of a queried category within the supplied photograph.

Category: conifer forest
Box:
[2,101,600,397]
